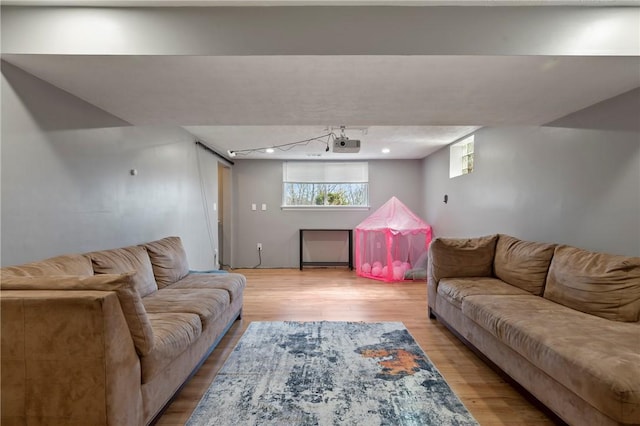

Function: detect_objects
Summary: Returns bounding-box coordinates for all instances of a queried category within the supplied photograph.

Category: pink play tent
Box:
[355,196,432,282]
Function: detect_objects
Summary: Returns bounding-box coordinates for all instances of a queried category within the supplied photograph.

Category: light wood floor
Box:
[156,268,556,426]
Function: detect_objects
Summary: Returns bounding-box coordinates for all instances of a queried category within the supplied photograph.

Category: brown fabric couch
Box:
[428,234,640,426]
[1,236,246,426]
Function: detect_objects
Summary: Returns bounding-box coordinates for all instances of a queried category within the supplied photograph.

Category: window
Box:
[283,162,369,208]
[449,135,474,178]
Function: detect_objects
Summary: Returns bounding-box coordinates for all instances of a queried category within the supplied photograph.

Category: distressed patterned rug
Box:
[187,321,478,426]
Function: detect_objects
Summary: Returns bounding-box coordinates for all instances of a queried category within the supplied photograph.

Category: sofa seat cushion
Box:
[88,246,158,297]
[462,294,640,424]
[167,273,246,303]
[142,289,230,326]
[1,254,94,278]
[142,237,190,288]
[494,234,555,295]
[544,245,640,322]
[140,312,202,384]
[437,277,530,309]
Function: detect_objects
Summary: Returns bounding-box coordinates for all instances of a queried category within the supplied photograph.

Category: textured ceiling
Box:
[2,4,638,159]
[5,54,638,159]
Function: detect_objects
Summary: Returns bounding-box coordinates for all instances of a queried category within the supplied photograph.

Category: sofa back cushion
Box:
[494,234,556,295]
[429,235,498,284]
[142,237,190,288]
[0,254,94,278]
[88,246,158,297]
[0,273,155,355]
[544,245,640,322]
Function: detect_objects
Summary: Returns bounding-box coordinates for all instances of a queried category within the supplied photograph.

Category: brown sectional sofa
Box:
[427,234,640,426]
[0,236,246,426]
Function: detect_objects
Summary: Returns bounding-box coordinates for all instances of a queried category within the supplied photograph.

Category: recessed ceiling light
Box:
[266,148,275,154]
[382,148,390,154]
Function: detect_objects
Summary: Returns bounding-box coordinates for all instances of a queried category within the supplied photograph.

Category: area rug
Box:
[186,321,478,426]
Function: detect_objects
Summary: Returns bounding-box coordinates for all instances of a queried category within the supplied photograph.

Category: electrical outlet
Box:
[257,243,262,251]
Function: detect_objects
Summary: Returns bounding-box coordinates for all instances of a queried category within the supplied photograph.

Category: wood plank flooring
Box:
[156,268,556,426]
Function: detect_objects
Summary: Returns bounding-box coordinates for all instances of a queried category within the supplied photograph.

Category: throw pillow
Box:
[88,245,158,297]
[142,237,190,288]
[0,254,94,277]
[428,235,498,285]
[494,234,556,295]
[544,245,640,322]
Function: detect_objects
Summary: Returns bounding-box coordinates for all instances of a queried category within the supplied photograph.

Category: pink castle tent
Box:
[355,196,432,282]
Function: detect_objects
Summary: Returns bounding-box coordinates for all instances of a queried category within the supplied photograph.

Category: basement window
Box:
[282,162,369,209]
[449,135,475,178]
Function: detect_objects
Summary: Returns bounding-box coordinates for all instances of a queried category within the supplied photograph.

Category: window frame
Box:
[282,162,370,210]
[449,134,475,178]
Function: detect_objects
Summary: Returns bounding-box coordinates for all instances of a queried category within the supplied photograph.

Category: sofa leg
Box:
[235,309,242,320]
[428,307,436,320]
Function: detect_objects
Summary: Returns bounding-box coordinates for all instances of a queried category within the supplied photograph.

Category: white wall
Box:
[1,61,220,268]
[232,159,424,268]
[421,124,640,256]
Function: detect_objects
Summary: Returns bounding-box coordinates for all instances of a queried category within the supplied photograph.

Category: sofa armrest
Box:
[427,251,439,312]
[1,290,143,426]
[427,235,498,311]
[1,273,155,356]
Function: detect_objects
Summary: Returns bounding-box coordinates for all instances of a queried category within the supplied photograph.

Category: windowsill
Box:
[281,205,370,211]
[450,171,473,179]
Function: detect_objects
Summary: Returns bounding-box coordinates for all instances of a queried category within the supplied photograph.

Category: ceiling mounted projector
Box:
[333,136,361,153]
